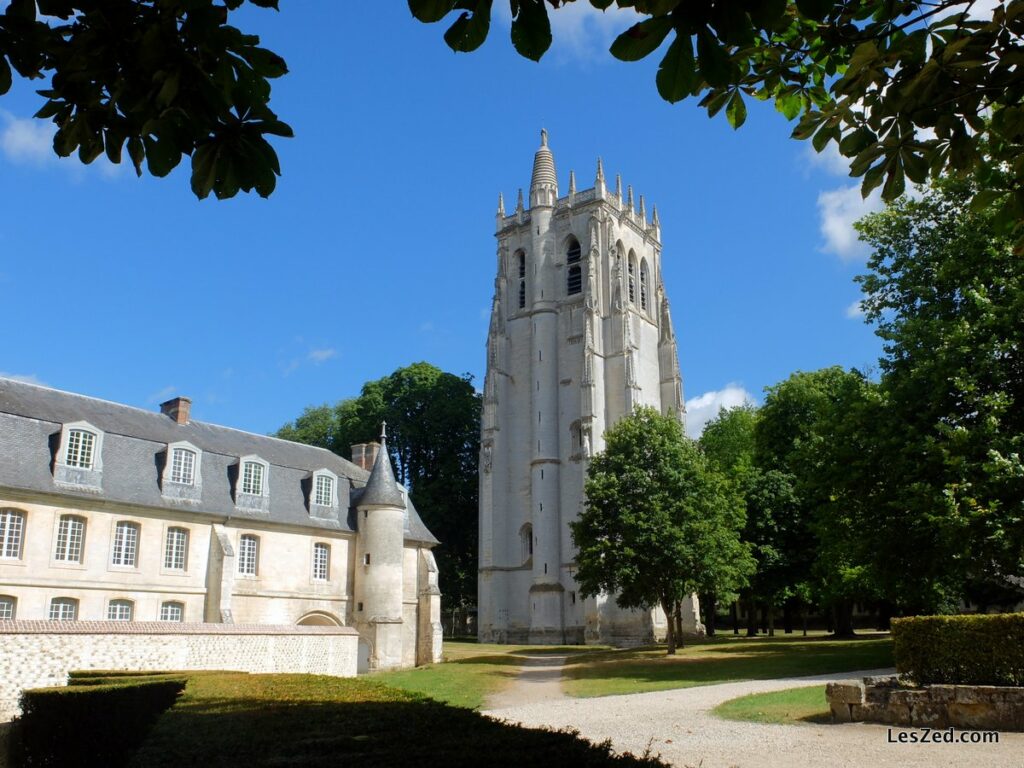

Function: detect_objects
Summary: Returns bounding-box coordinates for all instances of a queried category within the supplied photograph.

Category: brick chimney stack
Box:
[351,442,380,471]
[160,396,192,425]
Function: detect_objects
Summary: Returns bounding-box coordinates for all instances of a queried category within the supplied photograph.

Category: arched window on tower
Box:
[517,251,527,309]
[640,259,649,311]
[520,523,533,564]
[627,257,637,304]
[566,238,582,296]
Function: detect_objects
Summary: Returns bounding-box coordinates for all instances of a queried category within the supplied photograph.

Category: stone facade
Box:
[0,378,443,675]
[828,675,1024,731]
[0,621,359,721]
[478,132,702,645]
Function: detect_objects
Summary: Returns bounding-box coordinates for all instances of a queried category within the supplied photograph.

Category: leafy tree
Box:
[0,0,291,199]
[571,406,752,653]
[410,0,1024,246]
[277,362,482,616]
[844,176,1024,610]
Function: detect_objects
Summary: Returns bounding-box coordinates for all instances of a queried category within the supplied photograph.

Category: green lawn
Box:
[713,684,830,724]
[129,672,667,768]
[374,641,605,709]
[562,633,893,698]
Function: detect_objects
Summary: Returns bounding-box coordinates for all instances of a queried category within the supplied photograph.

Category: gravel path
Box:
[483,665,1024,768]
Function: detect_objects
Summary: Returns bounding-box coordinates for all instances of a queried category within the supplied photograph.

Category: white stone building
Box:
[0,377,442,671]
[478,131,702,645]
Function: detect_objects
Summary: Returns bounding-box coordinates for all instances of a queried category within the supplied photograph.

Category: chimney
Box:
[351,442,380,471]
[160,396,191,425]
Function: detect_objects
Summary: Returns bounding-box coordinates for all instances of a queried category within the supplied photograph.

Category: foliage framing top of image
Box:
[410,0,1024,249]
[0,0,291,200]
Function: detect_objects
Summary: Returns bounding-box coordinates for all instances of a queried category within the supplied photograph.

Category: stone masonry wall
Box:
[828,675,1024,731]
[0,621,359,721]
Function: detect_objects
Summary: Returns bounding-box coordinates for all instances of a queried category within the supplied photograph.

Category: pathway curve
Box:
[483,666,1024,768]
[484,653,571,710]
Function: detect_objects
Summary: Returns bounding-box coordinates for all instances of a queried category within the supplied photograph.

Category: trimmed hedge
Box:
[13,674,186,767]
[892,613,1024,686]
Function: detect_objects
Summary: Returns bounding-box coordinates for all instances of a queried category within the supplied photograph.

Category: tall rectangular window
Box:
[54,515,85,562]
[49,597,78,620]
[170,448,196,485]
[0,596,16,620]
[164,527,188,570]
[111,521,139,567]
[314,474,334,506]
[238,534,259,576]
[65,429,95,468]
[312,543,330,581]
[0,509,25,559]
[242,462,264,495]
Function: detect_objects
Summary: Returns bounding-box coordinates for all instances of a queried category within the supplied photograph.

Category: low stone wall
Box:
[0,621,359,721]
[827,675,1024,731]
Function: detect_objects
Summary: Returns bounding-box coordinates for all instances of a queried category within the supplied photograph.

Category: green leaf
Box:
[655,34,695,103]
[839,127,875,156]
[811,123,833,152]
[444,0,492,53]
[697,28,732,87]
[702,89,731,118]
[881,161,905,200]
[775,91,802,121]
[900,147,928,184]
[127,136,144,177]
[795,0,833,21]
[510,0,551,61]
[610,17,673,62]
[408,0,457,23]
[791,111,824,141]
[726,90,747,129]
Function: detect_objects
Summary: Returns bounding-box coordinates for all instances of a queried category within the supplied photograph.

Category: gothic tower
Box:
[478,131,700,645]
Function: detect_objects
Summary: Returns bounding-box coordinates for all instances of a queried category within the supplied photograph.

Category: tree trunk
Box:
[759,604,768,634]
[783,602,793,634]
[705,594,717,636]
[745,598,758,636]
[767,603,775,637]
[663,598,676,655]
[877,600,893,631]
[801,606,808,637]
[834,599,856,638]
[674,601,685,649]
[731,601,739,635]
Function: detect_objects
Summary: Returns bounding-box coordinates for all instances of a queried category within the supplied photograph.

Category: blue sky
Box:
[0,3,884,438]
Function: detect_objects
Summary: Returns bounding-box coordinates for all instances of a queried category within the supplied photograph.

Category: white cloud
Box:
[845,299,865,319]
[803,142,849,177]
[146,385,177,404]
[684,384,756,439]
[817,184,883,261]
[308,348,337,364]
[496,3,638,63]
[0,111,54,166]
[0,371,45,386]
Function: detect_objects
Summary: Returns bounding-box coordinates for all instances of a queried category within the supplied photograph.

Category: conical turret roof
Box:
[359,423,406,508]
[530,129,557,191]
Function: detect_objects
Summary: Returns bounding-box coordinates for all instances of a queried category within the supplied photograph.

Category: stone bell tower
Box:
[477,131,701,645]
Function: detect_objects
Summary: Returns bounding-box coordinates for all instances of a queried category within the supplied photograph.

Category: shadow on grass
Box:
[130,675,669,768]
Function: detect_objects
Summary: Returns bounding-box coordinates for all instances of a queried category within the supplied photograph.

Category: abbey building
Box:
[478,131,703,645]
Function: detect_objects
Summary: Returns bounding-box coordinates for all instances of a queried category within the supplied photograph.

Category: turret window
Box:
[517,251,527,309]
[566,238,582,295]
[520,524,533,563]
[640,259,650,311]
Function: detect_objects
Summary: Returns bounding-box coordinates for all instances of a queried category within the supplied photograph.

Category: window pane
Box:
[0,510,24,559]
[55,516,85,562]
[242,462,264,495]
[313,543,329,581]
[49,598,78,620]
[0,596,15,620]
[314,475,333,506]
[112,522,139,567]
[66,430,95,468]
[238,535,258,575]
[107,600,133,621]
[164,528,188,570]
[170,448,196,485]
[159,602,184,622]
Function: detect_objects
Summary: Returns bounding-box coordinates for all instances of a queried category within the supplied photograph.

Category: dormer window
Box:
[315,474,334,506]
[170,447,196,485]
[161,441,202,502]
[235,455,270,513]
[54,421,104,490]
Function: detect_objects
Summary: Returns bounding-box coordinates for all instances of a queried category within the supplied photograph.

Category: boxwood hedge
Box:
[892,613,1024,686]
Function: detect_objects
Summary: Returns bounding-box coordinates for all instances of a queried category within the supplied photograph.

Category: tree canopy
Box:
[571,406,752,652]
[277,362,481,612]
[0,0,291,199]
[411,0,1024,247]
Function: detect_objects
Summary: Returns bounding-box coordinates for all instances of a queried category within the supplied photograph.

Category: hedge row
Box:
[892,613,1024,686]
[13,674,186,767]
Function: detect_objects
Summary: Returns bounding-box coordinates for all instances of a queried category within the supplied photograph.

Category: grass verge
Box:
[563,633,893,698]
[712,684,830,724]
[130,672,668,768]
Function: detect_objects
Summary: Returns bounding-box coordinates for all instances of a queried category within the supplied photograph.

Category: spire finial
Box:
[516,188,524,212]
[596,157,605,184]
[615,174,622,201]
[541,128,548,147]
[497,192,505,217]
[627,184,634,211]
[639,194,646,222]
[652,204,660,227]
[568,169,576,194]
[380,421,388,443]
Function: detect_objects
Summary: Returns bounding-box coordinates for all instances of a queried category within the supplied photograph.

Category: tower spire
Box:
[497,192,505,217]
[360,423,405,508]
[639,195,646,224]
[626,184,634,213]
[595,157,606,198]
[530,129,558,207]
[615,174,622,205]
[568,170,576,195]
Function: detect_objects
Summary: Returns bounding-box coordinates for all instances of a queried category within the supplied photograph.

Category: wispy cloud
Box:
[146,385,177,404]
[0,371,46,386]
[817,184,883,261]
[495,3,638,64]
[845,299,865,319]
[308,348,337,364]
[803,142,849,177]
[684,384,756,439]
[0,110,54,166]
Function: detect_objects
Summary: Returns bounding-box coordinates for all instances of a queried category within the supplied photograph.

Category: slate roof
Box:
[360,435,407,509]
[0,377,438,545]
